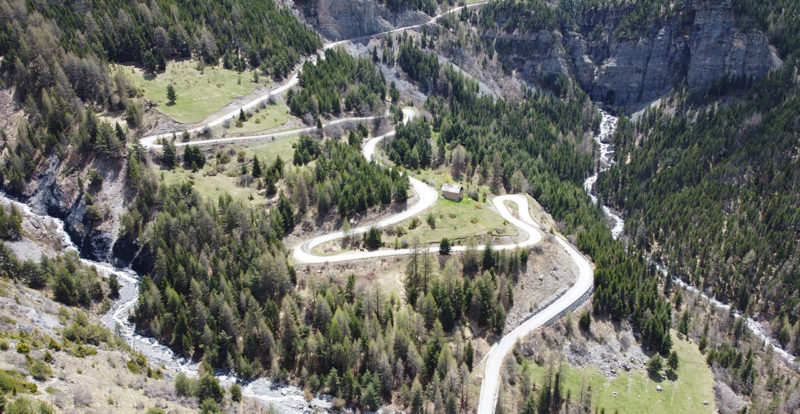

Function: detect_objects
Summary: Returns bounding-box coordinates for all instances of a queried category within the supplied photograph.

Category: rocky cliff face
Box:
[299,0,429,40]
[487,0,782,107]
[23,154,140,265]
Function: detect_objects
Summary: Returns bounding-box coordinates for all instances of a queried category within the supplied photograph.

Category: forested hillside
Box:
[0,0,319,201]
[134,182,294,375]
[288,138,410,217]
[393,35,675,354]
[594,0,800,351]
[596,63,800,347]
[0,0,319,78]
[288,49,386,118]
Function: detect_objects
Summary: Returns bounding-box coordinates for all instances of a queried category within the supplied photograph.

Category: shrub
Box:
[88,169,103,188]
[108,275,120,299]
[647,354,663,377]
[230,384,242,402]
[439,237,451,255]
[196,374,224,404]
[363,227,382,251]
[174,373,196,398]
[199,398,220,413]
[29,360,52,381]
[16,342,30,354]
[0,339,8,350]
[5,397,54,414]
[72,386,93,407]
[579,311,591,332]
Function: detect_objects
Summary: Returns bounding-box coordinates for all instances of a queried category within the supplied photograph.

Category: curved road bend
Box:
[142,1,490,146]
[135,3,597,412]
[141,113,386,149]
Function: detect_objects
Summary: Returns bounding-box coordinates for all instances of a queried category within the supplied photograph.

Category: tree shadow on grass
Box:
[665,370,678,381]
[648,370,664,382]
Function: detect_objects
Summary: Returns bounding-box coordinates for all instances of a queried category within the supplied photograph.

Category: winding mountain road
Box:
[141,0,489,148]
[134,4,598,413]
[141,113,386,149]
[286,107,594,414]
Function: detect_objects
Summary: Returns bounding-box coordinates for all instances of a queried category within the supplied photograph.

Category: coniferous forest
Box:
[288,49,387,118]
[1,0,800,412]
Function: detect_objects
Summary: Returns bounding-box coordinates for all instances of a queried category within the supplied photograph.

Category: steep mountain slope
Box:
[294,0,431,40]
[0,0,320,262]
[594,0,800,351]
[597,63,800,348]
[479,0,781,108]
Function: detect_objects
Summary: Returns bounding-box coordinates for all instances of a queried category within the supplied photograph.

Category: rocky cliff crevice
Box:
[297,0,430,40]
[20,154,141,265]
[486,0,782,108]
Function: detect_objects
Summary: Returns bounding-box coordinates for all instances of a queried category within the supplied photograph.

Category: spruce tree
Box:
[252,156,262,178]
[166,84,177,104]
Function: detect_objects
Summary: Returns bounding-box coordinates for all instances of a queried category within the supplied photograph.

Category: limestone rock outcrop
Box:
[300,0,430,40]
[486,0,782,107]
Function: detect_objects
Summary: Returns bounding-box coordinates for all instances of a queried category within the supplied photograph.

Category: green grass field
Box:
[155,134,299,205]
[214,100,291,136]
[115,60,266,123]
[312,195,517,255]
[241,135,299,164]
[398,195,517,246]
[519,331,714,414]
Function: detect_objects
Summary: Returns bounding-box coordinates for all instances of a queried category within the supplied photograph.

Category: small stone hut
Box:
[441,183,463,202]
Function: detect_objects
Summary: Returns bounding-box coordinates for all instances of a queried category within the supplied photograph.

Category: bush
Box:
[5,397,54,414]
[16,342,30,354]
[174,373,196,398]
[579,311,591,332]
[197,374,224,403]
[199,398,220,413]
[439,237,451,255]
[647,354,663,377]
[0,339,8,350]
[88,169,103,188]
[108,275,120,299]
[230,383,242,402]
[72,385,93,407]
[364,227,382,250]
[183,146,206,171]
[29,360,52,381]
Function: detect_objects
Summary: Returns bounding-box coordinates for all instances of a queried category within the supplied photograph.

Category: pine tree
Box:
[162,141,176,168]
[667,350,679,372]
[252,156,262,178]
[439,237,451,255]
[166,84,177,105]
[364,227,382,250]
[482,239,495,270]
